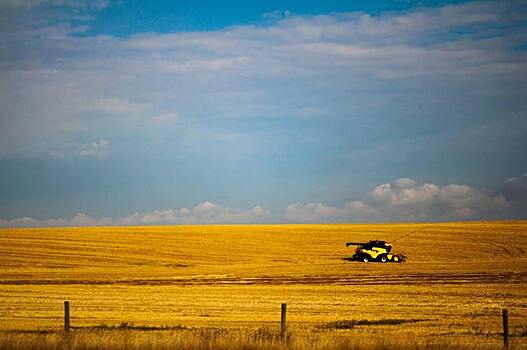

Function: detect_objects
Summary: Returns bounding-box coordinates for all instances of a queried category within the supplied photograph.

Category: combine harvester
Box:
[346,240,406,263]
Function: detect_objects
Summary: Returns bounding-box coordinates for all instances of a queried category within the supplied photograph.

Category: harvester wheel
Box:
[362,256,369,263]
[379,255,388,263]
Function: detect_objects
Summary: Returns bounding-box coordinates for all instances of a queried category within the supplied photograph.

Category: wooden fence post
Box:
[64,301,70,332]
[503,309,509,347]
[280,303,287,340]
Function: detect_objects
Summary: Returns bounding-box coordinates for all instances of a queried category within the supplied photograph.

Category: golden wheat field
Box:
[0,221,526,349]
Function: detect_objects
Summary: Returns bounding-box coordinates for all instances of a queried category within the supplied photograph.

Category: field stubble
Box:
[0,221,526,349]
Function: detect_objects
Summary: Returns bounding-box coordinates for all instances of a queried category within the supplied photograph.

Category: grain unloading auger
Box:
[346,240,406,263]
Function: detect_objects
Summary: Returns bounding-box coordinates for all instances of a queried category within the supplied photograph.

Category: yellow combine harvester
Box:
[346,240,406,263]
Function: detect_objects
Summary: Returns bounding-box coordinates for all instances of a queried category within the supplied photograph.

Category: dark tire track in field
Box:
[1,271,526,286]
[391,225,431,243]
[477,237,524,257]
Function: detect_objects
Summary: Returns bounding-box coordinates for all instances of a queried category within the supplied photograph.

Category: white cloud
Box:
[91,98,148,116]
[263,10,292,21]
[0,175,524,227]
[370,178,440,208]
[0,0,110,9]
[70,212,112,226]
[369,179,509,220]
[0,1,526,223]
[0,212,112,227]
[49,138,111,158]
[285,178,512,223]
[159,56,251,73]
[0,216,38,226]
[285,201,379,222]
[439,184,508,212]
[149,112,178,125]
[0,202,272,227]
[1,1,526,158]
[78,139,110,157]
[121,201,272,225]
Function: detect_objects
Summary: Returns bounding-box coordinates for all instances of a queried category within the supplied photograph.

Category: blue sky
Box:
[85,1,470,35]
[0,0,526,226]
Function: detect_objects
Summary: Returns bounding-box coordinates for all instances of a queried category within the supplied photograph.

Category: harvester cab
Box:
[346,240,406,263]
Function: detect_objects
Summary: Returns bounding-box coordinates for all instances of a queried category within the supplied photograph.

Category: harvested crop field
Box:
[0,221,526,349]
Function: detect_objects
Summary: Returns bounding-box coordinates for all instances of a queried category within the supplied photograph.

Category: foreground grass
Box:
[0,326,519,350]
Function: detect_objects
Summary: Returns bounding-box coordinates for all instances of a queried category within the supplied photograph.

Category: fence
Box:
[62,301,512,346]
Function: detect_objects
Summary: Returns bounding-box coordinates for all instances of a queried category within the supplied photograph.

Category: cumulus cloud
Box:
[369,179,509,220]
[78,139,110,157]
[0,212,113,227]
[285,201,378,222]
[149,112,178,125]
[121,201,272,225]
[91,98,148,116]
[0,202,272,227]
[50,138,111,158]
[1,176,525,227]
[285,178,512,223]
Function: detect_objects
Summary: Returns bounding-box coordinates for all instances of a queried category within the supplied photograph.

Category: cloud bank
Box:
[286,178,512,223]
[0,202,272,227]
[2,176,525,227]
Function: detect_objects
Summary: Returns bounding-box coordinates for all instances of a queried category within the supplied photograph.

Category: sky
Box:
[0,0,526,226]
